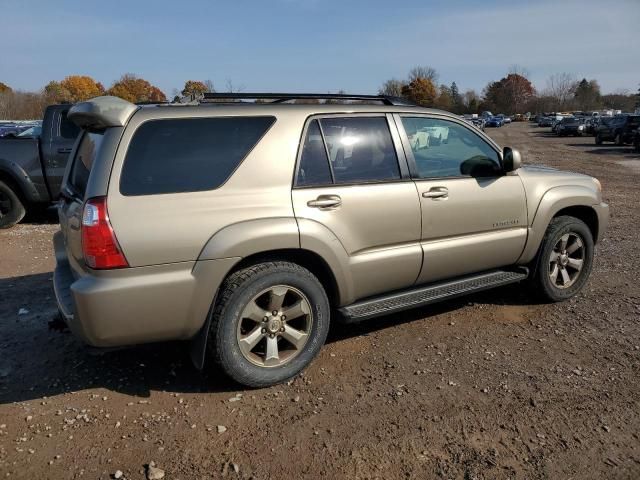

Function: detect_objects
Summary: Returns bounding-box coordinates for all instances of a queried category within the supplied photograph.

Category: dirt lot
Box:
[1,122,639,479]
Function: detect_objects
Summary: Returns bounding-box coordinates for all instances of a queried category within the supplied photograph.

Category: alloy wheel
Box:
[236,285,313,367]
[548,232,584,289]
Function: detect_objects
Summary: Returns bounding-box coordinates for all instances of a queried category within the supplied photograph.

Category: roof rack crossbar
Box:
[200,92,415,106]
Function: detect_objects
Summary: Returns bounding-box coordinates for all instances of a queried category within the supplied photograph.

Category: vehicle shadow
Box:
[22,204,59,225]
[565,145,639,157]
[0,273,538,404]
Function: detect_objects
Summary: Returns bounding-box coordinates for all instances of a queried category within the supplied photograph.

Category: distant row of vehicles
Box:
[460,112,514,131]
[0,121,42,138]
[537,111,640,151]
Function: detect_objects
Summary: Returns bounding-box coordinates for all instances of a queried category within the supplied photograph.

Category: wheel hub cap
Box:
[267,317,282,334]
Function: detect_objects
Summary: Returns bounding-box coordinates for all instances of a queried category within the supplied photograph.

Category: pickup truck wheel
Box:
[595,134,603,145]
[0,180,26,229]
[532,216,594,302]
[208,261,330,387]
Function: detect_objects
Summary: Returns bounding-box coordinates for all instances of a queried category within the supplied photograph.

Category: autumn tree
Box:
[43,75,105,103]
[107,74,166,103]
[573,79,602,111]
[0,82,12,94]
[483,73,535,114]
[181,80,208,98]
[402,77,437,107]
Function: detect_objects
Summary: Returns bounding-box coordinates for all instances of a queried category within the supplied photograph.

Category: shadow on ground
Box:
[565,145,639,158]
[0,272,538,404]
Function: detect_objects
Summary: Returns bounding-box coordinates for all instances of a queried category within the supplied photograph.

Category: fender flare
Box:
[518,185,600,264]
[190,217,354,369]
[0,159,43,203]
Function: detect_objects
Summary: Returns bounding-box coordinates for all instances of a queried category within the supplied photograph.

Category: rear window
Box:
[69,132,104,197]
[120,116,275,196]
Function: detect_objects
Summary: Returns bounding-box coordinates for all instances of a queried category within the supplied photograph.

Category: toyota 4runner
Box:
[54,94,609,387]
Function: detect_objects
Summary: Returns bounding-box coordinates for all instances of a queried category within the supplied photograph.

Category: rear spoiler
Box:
[68,96,139,129]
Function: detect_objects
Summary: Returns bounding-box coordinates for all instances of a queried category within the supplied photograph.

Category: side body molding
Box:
[518,185,601,264]
[198,217,301,260]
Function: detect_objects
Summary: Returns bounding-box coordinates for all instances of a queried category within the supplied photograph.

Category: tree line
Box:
[379,66,640,115]
[2,69,639,120]
[0,76,216,120]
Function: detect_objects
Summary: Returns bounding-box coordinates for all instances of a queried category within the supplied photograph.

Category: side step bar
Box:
[339,268,529,323]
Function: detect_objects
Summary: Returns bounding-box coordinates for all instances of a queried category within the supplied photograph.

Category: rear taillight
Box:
[81,197,128,269]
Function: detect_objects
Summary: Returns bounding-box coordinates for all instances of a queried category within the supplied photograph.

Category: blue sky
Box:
[1,0,638,96]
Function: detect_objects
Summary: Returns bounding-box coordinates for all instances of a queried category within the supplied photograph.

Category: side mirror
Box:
[503,147,522,172]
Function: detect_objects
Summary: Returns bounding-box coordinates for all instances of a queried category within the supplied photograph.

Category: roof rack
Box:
[200,92,415,106]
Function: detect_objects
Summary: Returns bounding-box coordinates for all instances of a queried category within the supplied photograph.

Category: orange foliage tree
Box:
[44,75,105,103]
[402,77,437,107]
[0,82,12,94]
[107,74,166,103]
[181,80,208,98]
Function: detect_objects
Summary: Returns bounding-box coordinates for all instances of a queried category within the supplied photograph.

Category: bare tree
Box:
[204,79,215,93]
[408,66,439,84]
[224,79,245,93]
[508,64,530,79]
[544,73,578,110]
[378,78,405,97]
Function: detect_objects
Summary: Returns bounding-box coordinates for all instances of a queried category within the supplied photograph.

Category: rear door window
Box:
[69,132,104,198]
[120,116,275,196]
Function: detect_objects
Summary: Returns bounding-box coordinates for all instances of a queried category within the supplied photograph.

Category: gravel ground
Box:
[0,122,639,479]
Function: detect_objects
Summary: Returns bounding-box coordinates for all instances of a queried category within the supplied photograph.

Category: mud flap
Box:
[189,294,218,370]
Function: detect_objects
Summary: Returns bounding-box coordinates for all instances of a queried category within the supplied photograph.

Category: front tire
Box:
[531,216,594,302]
[0,180,26,229]
[595,134,603,145]
[615,133,624,146]
[208,261,330,387]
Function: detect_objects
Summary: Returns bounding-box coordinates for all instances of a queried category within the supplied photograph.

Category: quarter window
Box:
[120,116,275,196]
[296,120,332,187]
[401,117,501,179]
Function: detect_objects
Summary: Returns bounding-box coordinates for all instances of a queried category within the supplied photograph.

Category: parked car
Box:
[16,125,42,138]
[53,93,608,387]
[595,114,640,145]
[538,116,554,127]
[556,117,587,136]
[497,114,512,124]
[0,105,79,228]
[634,127,640,152]
[485,116,504,127]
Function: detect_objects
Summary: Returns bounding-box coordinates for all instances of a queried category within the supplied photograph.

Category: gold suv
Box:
[53,93,609,387]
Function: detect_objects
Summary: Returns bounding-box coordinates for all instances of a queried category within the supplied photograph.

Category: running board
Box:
[339,268,528,323]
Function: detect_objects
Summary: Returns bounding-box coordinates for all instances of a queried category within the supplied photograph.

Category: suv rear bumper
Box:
[53,231,239,348]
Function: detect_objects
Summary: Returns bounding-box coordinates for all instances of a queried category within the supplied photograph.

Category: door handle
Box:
[307,195,342,209]
[57,147,72,154]
[422,188,448,199]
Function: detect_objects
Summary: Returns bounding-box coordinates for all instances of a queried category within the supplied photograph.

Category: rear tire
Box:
[0,180,26,229]
[615,133,624,146]
[595,134,603,145]
[208,261,330,387]
[531,216,594,302]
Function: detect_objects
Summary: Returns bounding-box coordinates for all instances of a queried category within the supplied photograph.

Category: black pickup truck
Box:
[594,114,640,146]
[0,104,80,228]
